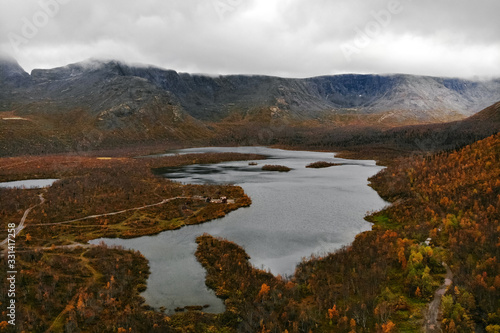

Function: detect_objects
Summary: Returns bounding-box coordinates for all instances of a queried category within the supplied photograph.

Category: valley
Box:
[0,57,499,332]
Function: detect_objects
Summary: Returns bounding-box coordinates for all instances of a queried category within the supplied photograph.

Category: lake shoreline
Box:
[92,147,386,314]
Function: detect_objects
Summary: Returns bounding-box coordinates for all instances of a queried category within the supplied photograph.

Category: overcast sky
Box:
[1,0,499,78]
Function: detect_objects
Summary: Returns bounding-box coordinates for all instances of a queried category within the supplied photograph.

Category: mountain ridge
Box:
[1,57,500,156]
[2,58,500,123]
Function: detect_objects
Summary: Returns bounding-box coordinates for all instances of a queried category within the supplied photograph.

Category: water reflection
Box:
[91,147,387,314]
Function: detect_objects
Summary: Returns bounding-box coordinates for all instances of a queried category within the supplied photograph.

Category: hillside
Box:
[210,100,500,163]
[0,59,213,156]
[193,133,500,332]
[1,57,499,156]
[2,95,498,158]
[466,100,500,123]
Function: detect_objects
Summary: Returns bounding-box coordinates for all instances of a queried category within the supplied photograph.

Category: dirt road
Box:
[424,263,453,332]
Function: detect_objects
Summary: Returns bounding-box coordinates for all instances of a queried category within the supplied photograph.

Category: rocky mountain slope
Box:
[0,56,30,110]
[281,99,500,162]
[1,57,499,156]
[1,58,500,123]
[0,58,211,156]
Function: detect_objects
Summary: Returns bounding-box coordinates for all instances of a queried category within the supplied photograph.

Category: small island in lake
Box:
[306,161,344,168]
[261,164,291,172]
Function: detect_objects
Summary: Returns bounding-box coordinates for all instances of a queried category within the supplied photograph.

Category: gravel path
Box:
[424,263,453,332]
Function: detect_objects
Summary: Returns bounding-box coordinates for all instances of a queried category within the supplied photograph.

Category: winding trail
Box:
[424,263,453,332]
[4,194,225,252]
[45,248,102,333]
[0,192,45,246]
[29,195,206,227]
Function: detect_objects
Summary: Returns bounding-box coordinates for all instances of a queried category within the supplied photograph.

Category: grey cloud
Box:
[0,0,498,78]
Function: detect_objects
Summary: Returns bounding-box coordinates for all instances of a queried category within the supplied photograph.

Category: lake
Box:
[91,147,387,314]
[0,178,59,189]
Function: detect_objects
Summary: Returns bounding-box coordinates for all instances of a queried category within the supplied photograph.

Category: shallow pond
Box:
[91,147,387,314]
[0,179,59,189]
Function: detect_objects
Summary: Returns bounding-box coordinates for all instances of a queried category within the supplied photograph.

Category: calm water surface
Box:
[0,179,59,189]
[91,147,387,314]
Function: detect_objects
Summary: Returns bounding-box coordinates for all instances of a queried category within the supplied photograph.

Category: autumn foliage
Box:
[0,152,259,246]
[261,165,292,172]
[1,131,498,331]
[194,133,500,332]
[369,133,500,331]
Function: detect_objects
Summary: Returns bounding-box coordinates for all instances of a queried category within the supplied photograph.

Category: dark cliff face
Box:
[96,64,500,121]
[0,57,32,110]
[305,74,397,108]
[0,57,31,87]
[308,74,500,116]
[2,58,500,123]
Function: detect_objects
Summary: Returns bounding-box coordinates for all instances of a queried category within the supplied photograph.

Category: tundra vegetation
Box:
[0,152,262,331]
[195,134,500,332]
[306,161,344,168]
[261,165,291,172]
[0,133,499,332]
